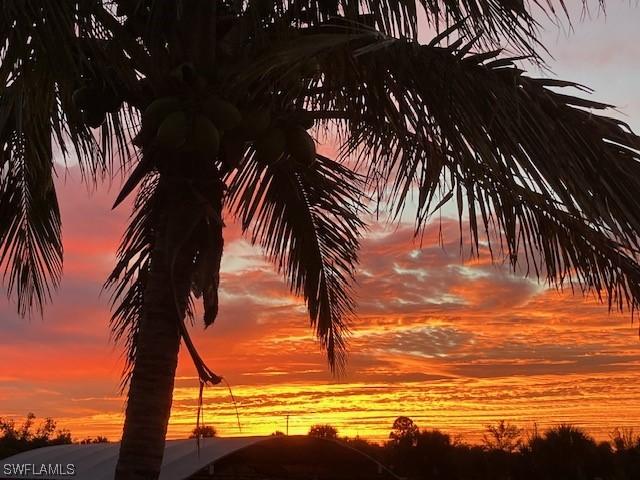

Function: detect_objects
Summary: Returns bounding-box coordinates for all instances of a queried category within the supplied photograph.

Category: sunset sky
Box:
[2,3,640,444]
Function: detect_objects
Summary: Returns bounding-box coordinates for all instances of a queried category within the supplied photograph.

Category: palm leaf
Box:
[235,29,640,316]
[0,1,145,314]
[227,150,367,372]
[0,87,62,316]
[105,174,158,385]
[240,0,585,59]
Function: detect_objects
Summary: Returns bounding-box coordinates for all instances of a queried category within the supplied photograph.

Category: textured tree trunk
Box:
[110,4,222,478]
[114,170,223,479]
[114,186,194,480]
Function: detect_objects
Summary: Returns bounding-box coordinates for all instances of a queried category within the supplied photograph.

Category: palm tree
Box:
[3,1,640,479]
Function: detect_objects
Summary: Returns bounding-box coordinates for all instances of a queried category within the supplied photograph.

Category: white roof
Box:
[0,437,267,480]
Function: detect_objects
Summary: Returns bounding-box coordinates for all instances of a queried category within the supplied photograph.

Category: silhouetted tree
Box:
[189,425,217,439]
[415,430,455,479]
[610,427,640,452]
[482,420,523,452]
[389,416,419,447]
[308,424,338,439]
[610,428,640,480]
[0,414,72,459]
[528,424,599,480]
[80,436,109,444]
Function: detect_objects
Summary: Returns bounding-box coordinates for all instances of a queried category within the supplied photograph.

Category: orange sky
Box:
[1,4,640,445]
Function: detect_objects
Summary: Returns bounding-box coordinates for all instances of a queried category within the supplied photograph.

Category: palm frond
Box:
[0,87,62,316]
[227,150,367,372]
[105,173,158,385]
[236,30,640,316]
[237,0,580,59]
[0,1,146,314]
[3,1,145,172]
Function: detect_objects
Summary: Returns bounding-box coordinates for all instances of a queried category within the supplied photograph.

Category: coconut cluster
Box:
[252,111,317,167]
[139,95,240,159]
[75,51,319,168]
[136,89,317,169]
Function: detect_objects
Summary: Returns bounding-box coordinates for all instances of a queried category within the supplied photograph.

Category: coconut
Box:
[255,127,287,164]
[187,115,221,157]
[83,108,106,129]
[219,128,248,170]
[289,110,315,130]
[239,108,271,138]
[143,96,182,132]
[202,96,242,131]
[99,87,123,114]
[286,126,316,165]
[132,122,159,148]
[72,86,98,110]
[156,111,188,149]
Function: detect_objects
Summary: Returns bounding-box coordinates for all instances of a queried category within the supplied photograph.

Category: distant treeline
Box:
[0,413,107,460]
[4,414,640,479]
[306,417,640,480]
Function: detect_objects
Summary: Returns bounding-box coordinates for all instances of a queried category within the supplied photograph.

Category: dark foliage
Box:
[189,425,217,439]
[344,420,640,480]
[0,413,73,460]
[308,424,339,439]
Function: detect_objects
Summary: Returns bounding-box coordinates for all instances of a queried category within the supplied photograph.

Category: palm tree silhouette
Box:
[529,425,598,479]
[3,2,640,479]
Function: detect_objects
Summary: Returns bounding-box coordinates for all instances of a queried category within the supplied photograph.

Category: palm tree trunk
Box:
[114,186,195,480]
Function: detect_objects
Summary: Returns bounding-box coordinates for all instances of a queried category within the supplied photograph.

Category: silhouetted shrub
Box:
[308,424,338,439]
[0,413,73,459]
[189,425,217,438]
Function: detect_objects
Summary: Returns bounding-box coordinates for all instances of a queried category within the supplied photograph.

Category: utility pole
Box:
[286,414,290,436]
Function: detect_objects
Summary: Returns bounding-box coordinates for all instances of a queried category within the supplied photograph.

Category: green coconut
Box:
[188,115,221,157]
[220,128,248,170]
[286,126,316,165]
[255,127,287,164]
[72,86,99,110]
[143,96,182,132]
[83,108,106,129]
[239,108,271,138]
[202,96,242,131]
[289,110,315,130]
[132,126,152,148]
[156,111,188,149]
[99,87,123,114]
